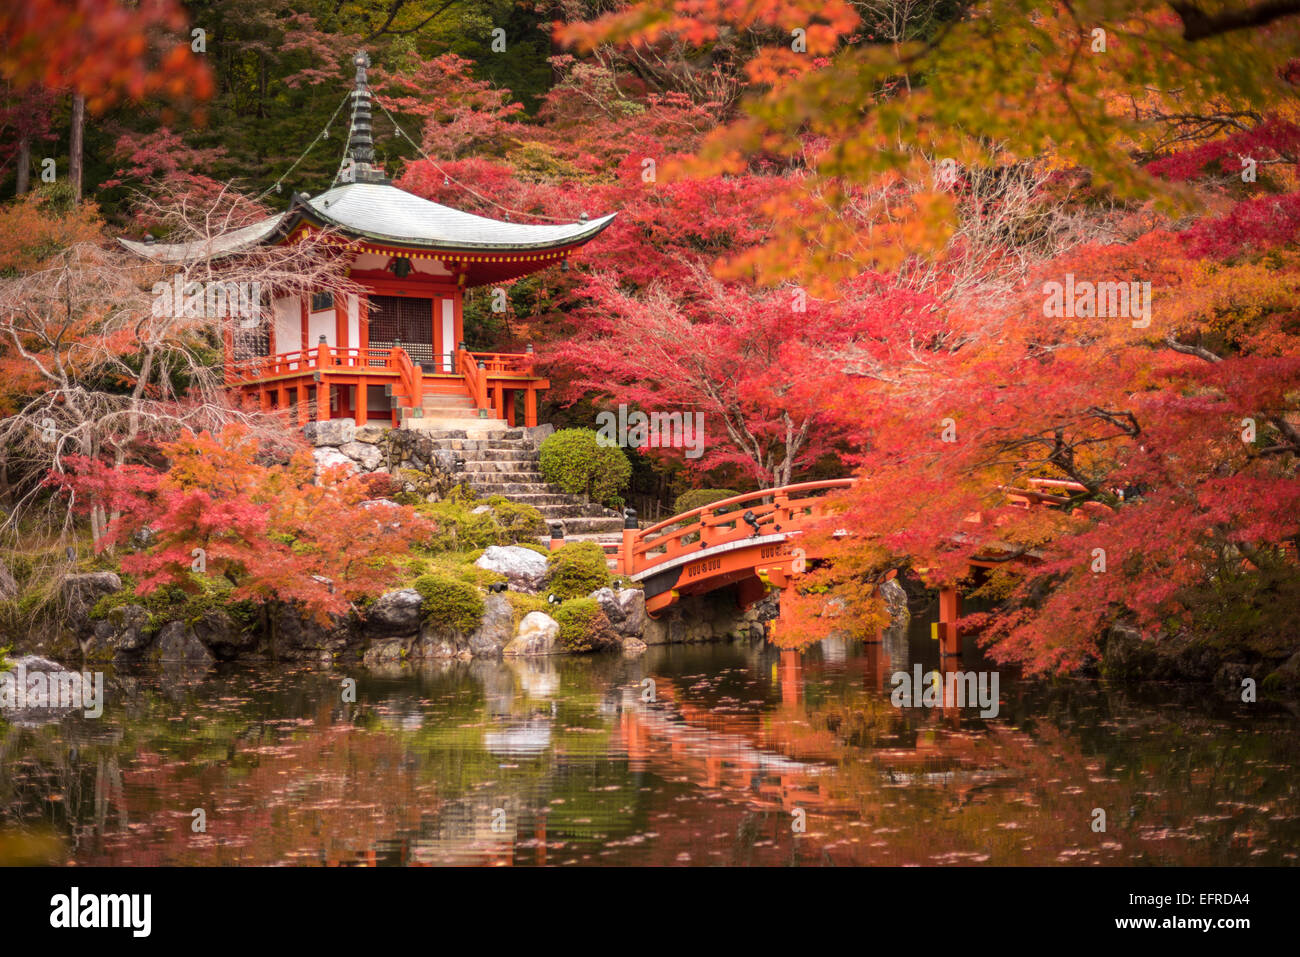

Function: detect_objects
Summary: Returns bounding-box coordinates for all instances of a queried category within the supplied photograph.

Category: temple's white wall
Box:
[309,309,333,345]
[348,294,360,346]
[273,296,299,351]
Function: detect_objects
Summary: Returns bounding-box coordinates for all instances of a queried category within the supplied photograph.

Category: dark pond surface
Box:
[2,607,1298,866]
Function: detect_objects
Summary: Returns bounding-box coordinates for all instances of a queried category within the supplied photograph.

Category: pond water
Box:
[2,608,1297,866]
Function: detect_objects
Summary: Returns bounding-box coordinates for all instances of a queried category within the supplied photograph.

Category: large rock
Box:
[476,546,547,592]
[353,423,390,444]
[376,430,458,499]
[879,578,910,627]
[270,603,353,661]
[365,588,424,634]
[589,587,647,637]
[468,594,513,657]
[339,440,383,471]
[415,620,470,660]
[503,611,559,656]
[155,621,216,665]
[303,417,356,447]
[0,655,93,724]
[87,603,152,659]
[60,572,122,635]
[363,636,407,665]
[313,447,358,477]
[192,608,258,659]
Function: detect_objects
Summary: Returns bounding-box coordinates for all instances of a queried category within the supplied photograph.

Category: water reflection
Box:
[1,613,1297,866]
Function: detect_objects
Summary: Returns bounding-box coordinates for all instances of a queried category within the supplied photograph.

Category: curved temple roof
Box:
[307,182,615,251]
[119,182,614,265]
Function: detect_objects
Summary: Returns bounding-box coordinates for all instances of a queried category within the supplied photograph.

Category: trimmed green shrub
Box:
[553,598,620,653]
[673,488,739,515]
[545,541,612,600]
[538,428,631,507]
[412,573,485,633]
[485,495,547,542]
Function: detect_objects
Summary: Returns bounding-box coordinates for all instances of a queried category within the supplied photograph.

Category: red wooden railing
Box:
[228,344,547,424]
[621,480,854,576]
[389,345,422,411]
[228,345,399,382]
[471,351,535,376]
[457,347,488,410]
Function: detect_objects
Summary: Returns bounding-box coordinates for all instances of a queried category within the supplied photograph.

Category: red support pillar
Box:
[355,384,368,426]
[620,508,638,575]
[524,387,537,428]
[939,586,961,659]
[316,338,331,421]
[359,296,370,356]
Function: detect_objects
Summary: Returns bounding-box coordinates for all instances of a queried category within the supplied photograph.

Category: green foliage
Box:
[484,495,547,541]
[89,574,259,636]
[673,488,739,515]
[538,428,631,507]
[504,590,549,628]
[415,494,545,551]
[412,573,485,633]
[1180,555,1300,658]
[545,541,612,600]
[552,597,620,653]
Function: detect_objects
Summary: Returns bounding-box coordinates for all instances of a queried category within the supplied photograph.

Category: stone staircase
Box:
[420,425,626,547]
[393,387,511,434]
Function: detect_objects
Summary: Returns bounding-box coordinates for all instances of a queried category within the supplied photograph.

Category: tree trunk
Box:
[15,132,30,195]
[69,92,84,201]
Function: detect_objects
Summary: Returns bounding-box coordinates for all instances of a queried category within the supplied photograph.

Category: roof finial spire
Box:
[341,49,388,185]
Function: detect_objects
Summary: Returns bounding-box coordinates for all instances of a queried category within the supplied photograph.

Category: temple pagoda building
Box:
[121,51,613,430]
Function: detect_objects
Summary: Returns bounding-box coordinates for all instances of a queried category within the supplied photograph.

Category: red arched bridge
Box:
[549,476,1099,658]
[608,480,854,616]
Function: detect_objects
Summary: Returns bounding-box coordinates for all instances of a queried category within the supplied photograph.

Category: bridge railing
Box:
[623,480,854,576]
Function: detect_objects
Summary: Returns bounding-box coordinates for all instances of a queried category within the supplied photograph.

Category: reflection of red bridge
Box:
[617,656,1026,817]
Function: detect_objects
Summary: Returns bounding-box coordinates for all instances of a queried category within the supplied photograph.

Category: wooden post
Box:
[524,387,537,428]
[504,389,516,427]
[300,294,309,350]
[939,586,961,658]
[316,337,331,421]
[359,296,370,356]
[355,384,368,426]
[620,508,638,575]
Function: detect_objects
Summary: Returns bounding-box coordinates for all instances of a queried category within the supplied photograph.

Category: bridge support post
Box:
[620,508,637,575]
[939,586,961,658]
